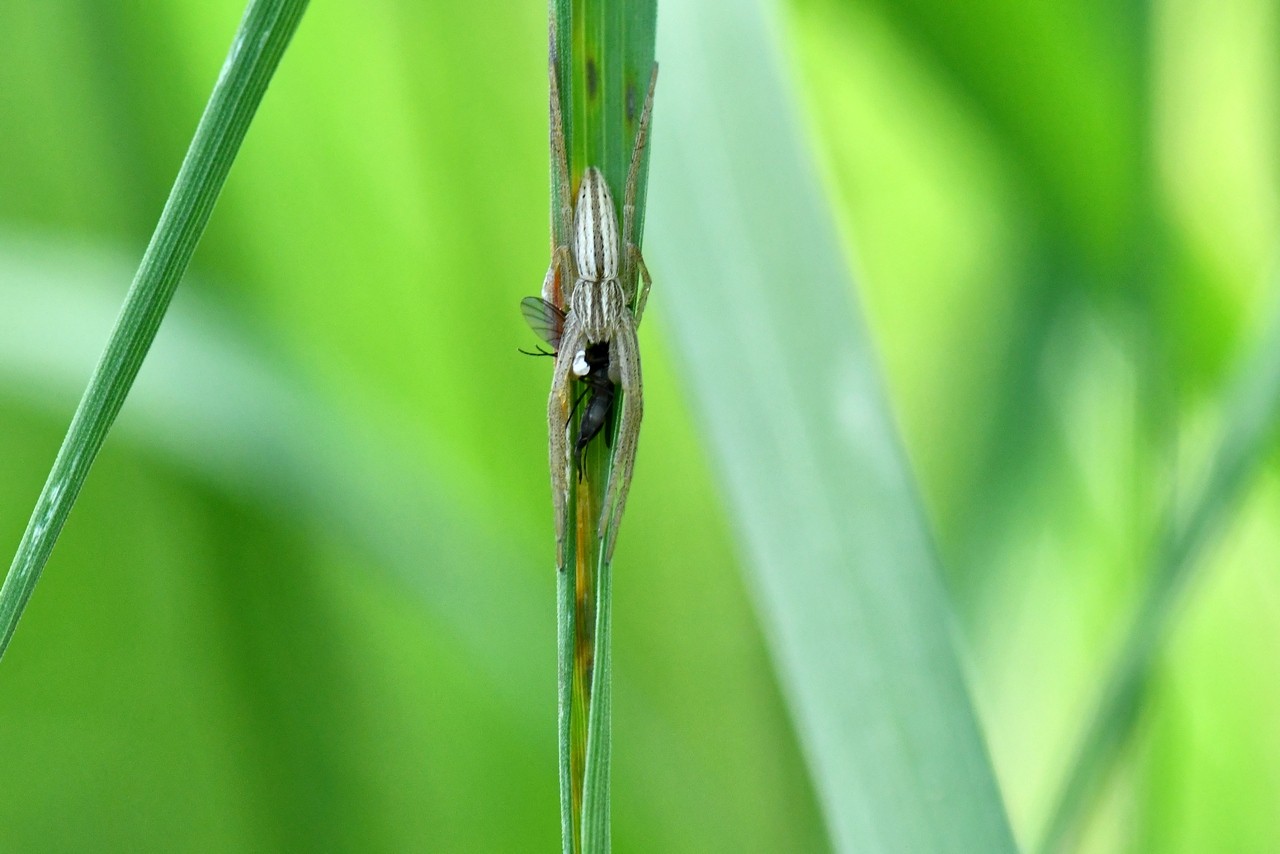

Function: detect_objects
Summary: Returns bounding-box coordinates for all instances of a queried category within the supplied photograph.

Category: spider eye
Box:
[572,350,590,377]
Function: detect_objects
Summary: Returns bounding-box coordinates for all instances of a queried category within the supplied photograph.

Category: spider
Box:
[540,52,657,568]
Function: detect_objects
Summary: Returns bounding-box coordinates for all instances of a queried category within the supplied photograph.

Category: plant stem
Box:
[549,1,656,849]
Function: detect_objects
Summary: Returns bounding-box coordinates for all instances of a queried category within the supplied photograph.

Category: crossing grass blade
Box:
[646,1,1017,849]
[549,1,656,850]
[1037,280,1280,852]
[0,236,555,720]
[0,0,309,662]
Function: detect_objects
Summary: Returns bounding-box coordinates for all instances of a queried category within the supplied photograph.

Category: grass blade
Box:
[647,1,1017,849]
[549,1,656,850]
[578,559,612,851]
[556,560,576,853]
[0,235,552,723]
[0,0,308,661]
[1037,281,1280,852]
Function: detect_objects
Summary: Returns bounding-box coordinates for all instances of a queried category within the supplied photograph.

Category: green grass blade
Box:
[1037,282,1280,852]
[0,236,551,721]
[549,1,656,850]
[647,2,1017,850]
[0,0,308,661]
[556,564,575,854]
[579,559,612,851]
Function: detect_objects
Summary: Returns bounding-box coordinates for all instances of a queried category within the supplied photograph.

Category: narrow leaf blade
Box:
[0,0,309,660]
[647,1,1017,849]
[1038,280,1280,852]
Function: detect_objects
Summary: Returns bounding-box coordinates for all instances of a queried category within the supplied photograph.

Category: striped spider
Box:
[533,54,657,568]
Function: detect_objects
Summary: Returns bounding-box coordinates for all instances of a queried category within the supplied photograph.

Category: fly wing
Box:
[521,296,566,351]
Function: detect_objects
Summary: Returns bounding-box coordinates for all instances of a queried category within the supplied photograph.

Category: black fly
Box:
[521,296,617,474]
[572,342,615,471]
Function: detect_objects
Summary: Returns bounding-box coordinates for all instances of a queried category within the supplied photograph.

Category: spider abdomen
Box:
[572,167,620,281]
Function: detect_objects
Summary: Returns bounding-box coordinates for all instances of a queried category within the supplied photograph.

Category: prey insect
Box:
[521,297,618,475]
[525,54,658,568]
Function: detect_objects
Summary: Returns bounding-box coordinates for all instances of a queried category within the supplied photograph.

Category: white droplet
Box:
[572,350,590,377]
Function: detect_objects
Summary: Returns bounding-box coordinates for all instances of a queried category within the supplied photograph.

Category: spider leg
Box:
[600,315,643,563]
[621,64,658,297]
[629,247,653,325]
[571,382,591,481]
[549,314,586,570]
[541,245,573,310]
[548,41,574,246]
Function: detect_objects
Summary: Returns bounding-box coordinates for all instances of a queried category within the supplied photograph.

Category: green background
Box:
[0,0,1276,850]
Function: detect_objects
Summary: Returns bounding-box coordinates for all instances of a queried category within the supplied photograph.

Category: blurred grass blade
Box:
[0,239,542,846]
[550,1,656,850]
[647,1,1017,850]
[1038,276,1280,852]
[0,235,551,725]
[0,0,308,661]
